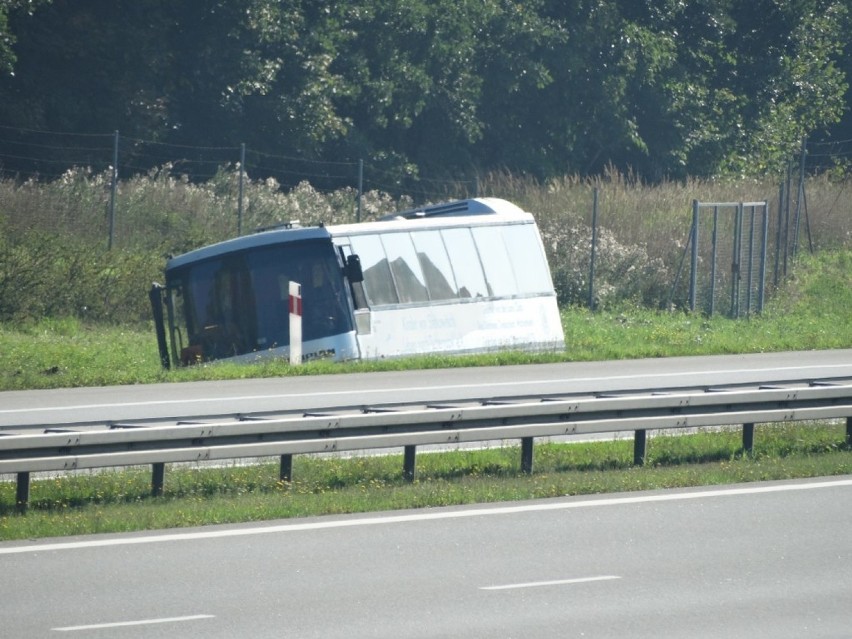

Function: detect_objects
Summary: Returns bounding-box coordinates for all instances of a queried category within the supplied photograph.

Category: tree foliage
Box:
[0,0,848,182]
[1,1,45,76]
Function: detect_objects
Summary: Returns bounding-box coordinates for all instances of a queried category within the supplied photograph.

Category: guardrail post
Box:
[847,417,851,447]
[280,454,293,482]
[743,423,755,455]
[634,430,647,466]
[403,445,417,482]
[16,472,30,514]
[151,463,165,497]
[521,437,534,474]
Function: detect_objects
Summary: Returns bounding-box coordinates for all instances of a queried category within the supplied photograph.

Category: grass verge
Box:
[1,422,849,540]
[2,250,852,391]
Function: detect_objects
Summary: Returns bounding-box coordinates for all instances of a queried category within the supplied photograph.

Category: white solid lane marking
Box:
[2,362,850,416]
[481,576,621,591]
[53,614,214,632]
[2,478,850,556]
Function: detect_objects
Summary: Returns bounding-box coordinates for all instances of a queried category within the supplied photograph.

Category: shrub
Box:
[0,165,849,324]
[540,220,671,308]
[0,232,159,323]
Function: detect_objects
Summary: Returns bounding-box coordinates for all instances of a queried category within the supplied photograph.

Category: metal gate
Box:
[688,200,769,317]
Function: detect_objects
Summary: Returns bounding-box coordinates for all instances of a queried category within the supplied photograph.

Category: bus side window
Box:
[381,232,429,303]
[504,224,553,293]
[411,230,458,301]
[471,226,518,297]
[440,228,488,298]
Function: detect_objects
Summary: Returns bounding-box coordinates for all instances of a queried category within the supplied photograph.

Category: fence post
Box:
[238,143,246,235]
[745,204,755,316]
[792,136,806,258]
[758,203,768,312]
[774,182,783,287]
[709,205,719,316]
[357,159,363,223]
[108,130,118,250]
[731,203,743,318]
[588,187,599,311]
[784,162,792,276]
[689,200,699,311]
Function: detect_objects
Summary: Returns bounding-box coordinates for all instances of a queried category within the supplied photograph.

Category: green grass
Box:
[1,250,850,391]
[1,422,849,540]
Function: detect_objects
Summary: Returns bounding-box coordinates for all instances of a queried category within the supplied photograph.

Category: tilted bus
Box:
[149,197,564,368]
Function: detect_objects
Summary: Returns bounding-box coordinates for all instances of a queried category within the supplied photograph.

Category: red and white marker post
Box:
[288,281,302,365]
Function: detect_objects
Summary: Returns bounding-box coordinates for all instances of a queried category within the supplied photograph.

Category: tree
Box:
[0,0,51,76]
[0,0,848,183]
[328,0,557,180]
[603,0,848,177]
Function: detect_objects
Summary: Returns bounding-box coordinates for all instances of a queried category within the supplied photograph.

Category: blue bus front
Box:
[151,228,360,368]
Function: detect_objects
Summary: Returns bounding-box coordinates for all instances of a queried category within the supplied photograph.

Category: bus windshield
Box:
[168,239,352,363]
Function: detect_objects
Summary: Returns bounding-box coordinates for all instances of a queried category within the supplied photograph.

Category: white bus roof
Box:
[381,197,526,219]
[166,198,532,271]
[328,208,534,238]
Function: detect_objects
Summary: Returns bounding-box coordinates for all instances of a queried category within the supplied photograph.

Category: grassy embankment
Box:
[1,249,850,390]
[0,249,850,540]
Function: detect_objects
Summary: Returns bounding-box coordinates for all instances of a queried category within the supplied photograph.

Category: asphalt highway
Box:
[2,477,851,638]
[2,350,851,636]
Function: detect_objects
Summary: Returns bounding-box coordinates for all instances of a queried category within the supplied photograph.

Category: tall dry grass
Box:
[1,165,849,322]
[481,169,850,308]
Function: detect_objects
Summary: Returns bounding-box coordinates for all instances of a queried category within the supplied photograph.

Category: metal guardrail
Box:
[3,378,852,512]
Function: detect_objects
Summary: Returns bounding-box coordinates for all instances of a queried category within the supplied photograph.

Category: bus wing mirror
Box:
[345,254,364,283]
